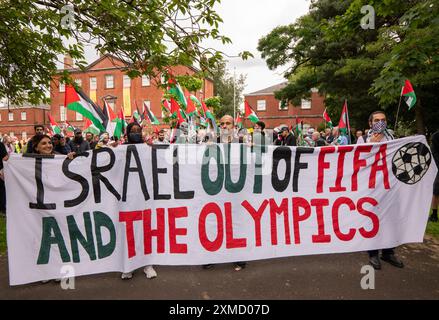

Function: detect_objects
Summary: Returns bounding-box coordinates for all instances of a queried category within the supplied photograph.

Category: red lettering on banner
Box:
[332,197,356,241]
[369,144,390,189]
[352,145,373,191]
[329,146,354,192]
[198,203,224,252]
[119,211,143,258]
[357,197,379,238]
[168,207,188,253]
[225,202,247,249]
[317,147,335,193]
[310,199,331,243]
[143,208,165,254]
[292,197,311,244]
[242,200,268,247]
[269,198,291,246]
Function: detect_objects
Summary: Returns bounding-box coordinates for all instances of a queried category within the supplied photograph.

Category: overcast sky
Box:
[211,0,311,94]
[81,0,311,96]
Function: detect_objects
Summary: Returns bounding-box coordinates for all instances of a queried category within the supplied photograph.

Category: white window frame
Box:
[257,100,266,111]
[8,112,13,121]
[107,101,115,111]
[59,81,65,92]
[90,77,97,90]
[21,111,26,121]
[279,101,288,110]
[75,78,82,87]
[105,75,114,89]
[22,131,27,141]
[60,105,66,122]
[142,75,151,87]
[76,112,83,121]
[9,131,14,137]
[123,75,131,88]
[301,99,311,109]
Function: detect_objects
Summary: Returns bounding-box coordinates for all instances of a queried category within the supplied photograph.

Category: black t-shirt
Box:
[0,143,8,170]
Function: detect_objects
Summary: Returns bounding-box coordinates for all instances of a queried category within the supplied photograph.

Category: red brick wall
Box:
[0,108,48,140]
[244,91,326,129]
[51,56,214,129]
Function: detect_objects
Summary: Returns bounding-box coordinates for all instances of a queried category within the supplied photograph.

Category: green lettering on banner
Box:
[201,145,224,195]
[94,211,116,259]
[67,212,96,263]
[37,217,71,265]
[224,144,247,193]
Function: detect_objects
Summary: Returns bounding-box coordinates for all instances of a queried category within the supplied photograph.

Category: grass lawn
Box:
[0,215,6,256]
[426,220,439,239]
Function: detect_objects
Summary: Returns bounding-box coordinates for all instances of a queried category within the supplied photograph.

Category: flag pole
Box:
[394,86,404,133]
[345,99,351,145]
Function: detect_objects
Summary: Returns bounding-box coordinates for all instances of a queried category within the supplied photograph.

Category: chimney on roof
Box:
[63,54,74,69]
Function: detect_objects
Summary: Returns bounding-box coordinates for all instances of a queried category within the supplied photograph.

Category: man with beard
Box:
[68,129,90,154]
[85,132,97,149]
[24,125,45,154]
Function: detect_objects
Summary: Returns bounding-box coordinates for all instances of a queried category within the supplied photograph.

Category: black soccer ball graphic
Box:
[392,142,431,184]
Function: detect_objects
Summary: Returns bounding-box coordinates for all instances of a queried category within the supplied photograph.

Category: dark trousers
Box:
[0,179,5,212]
[368,248,395,257]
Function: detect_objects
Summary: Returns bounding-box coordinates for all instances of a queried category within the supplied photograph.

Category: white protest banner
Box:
[4,135,437,285]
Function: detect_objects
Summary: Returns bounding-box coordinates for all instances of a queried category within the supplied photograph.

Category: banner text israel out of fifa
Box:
[5,136,437,285]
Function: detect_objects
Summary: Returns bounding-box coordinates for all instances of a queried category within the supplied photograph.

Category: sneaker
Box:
[429,213,438,222]
[202,264,214,270]
[41,280,51,284]
[369,255,381,270]
[143,266,157,279]
[381,254,404,268]
[121,272,133,280]
[234,262,246,271]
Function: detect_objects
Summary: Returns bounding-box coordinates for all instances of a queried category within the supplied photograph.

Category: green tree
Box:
[209,60,246,119]
[0,0,251,105]
[257,0,439,135]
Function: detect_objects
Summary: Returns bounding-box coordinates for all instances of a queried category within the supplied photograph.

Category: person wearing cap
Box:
[275,125,296,146]
[68,129,90,154]
[52,134,71,155]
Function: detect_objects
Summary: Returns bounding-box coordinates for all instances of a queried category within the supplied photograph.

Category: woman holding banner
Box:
[120,122,158,280]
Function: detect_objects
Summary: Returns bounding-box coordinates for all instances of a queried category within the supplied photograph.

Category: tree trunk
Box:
[415,98,425,135]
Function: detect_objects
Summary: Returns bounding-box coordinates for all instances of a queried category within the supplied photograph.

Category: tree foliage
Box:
[258,0,439,135]
[0,0,252,105]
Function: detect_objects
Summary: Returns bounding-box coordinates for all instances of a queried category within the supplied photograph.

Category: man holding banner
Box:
[357,110,403,270]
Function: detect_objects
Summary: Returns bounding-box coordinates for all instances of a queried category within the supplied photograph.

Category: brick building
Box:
[244,82,326,130]
[50,54,214,131]
[0,102,50,141]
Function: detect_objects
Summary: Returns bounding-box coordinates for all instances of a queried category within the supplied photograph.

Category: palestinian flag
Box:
[235,113,243,129]
[323,108,333,127]
[201,101,217,131]
[245,101,259,123]
[47,113,61,135]
[144,101,160,125]
[65,84,106,132]
[338,100,351,143]
[162,99,171,113]
[65,121,76,133]
[131,109,142,124]
[118,107,128,134]
[186,95,198,117]
[83,118,100,136]
[168,79,187,108]
[103,100,123,139]
[402,80,417,110]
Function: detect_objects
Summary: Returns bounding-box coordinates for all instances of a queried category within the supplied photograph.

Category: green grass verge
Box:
[0,215,6,256]
[426,221,439,239]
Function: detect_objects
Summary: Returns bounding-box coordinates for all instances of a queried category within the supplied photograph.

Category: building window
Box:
[160,73,166,84]
[90,77,97,90]
[0,113,2,122]
[279,101,288,110]
[9,132,14,137]
[257,100,266,111]
[21,112,26,121]
[142,75,151,87]
[76,112,83,121]
[59,81,65,92]
[105,75,114,89]
[75,79,82,88]
[301,99,311,109]
[60,105,66,121]
[22,132,27,141]
[8,113,13,121]
[123,75,131,88]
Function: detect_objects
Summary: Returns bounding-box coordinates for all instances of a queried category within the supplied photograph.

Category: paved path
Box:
[1,236,439,300]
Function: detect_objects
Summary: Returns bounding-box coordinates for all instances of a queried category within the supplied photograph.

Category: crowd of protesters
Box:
[0,110,438,282]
